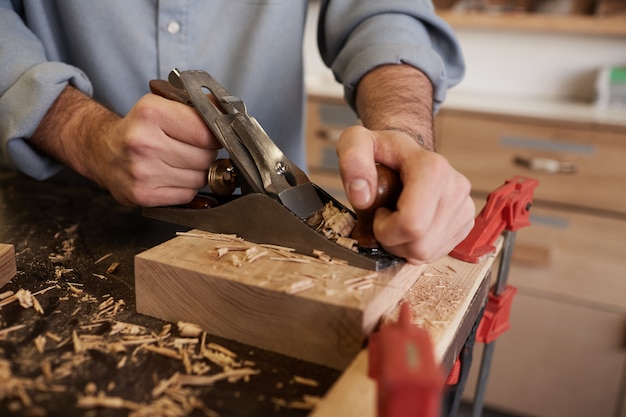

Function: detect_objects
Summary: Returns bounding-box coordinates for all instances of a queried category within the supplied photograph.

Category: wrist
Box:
[355,64,435,151]
[31,85,119,184]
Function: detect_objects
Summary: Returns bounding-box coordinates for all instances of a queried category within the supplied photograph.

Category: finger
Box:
[336,126,378,209]
[158,139,218,172]
[136,95,221,149]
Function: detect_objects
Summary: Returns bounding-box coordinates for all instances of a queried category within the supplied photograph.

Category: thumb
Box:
[336,126,378,210]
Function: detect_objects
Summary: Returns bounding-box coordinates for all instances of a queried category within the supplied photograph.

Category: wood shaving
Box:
[206,343,236,358]
[268,257,311,264]
[177,368,260,385]
[94,253,113,264]
[106,261,121,274]
[0,290,14,300]
[259,243,295,253]
[282,278,314,295]
[177,321,203,337]
[34,335,46,354]
[54,266,73,279]
[291,375,319,387]
[142,345,181,361]
[77,393,141,410]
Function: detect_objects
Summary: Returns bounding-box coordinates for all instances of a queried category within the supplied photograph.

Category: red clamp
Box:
[369,303,444,417]
[450,176,539,263]
[476,285,517,344]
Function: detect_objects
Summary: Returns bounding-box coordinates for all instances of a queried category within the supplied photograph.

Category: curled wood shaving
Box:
[336,236,358,252]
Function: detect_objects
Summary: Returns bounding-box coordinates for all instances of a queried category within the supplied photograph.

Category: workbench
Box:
[0,170,496,417]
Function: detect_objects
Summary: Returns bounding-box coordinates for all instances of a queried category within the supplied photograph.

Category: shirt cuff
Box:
[326,12,464,113]
[0,61,93,180]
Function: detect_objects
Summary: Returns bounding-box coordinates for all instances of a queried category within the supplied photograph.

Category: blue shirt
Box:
[0,0,464,180]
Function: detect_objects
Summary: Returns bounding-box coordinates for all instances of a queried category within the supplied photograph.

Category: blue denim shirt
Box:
[0,0,464,180]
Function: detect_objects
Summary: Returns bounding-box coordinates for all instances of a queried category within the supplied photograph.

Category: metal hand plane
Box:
[143,69,399,270]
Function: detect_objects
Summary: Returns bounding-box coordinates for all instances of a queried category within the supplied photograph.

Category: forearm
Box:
[30,85,120,185]
[355,64,435,151]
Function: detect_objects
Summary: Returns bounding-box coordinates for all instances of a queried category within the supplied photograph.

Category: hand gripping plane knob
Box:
[352,164,402,252]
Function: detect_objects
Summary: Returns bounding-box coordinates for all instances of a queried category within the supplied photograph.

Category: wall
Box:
[304,2,626,103]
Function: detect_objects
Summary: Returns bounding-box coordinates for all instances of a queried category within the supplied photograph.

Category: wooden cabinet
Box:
[437,107,626,417]
[305,93,626,417]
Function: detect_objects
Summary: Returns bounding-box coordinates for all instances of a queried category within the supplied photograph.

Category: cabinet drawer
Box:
[463,293,626,417]
[472,197,626,314]
[439,111,626,214]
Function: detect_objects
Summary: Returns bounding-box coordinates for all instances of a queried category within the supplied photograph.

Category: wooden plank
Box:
[0,243,16,289]
[311,241,501,417]
[135,230,426,369]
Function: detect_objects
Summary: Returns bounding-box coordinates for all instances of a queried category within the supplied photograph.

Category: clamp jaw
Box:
[450,176,539,264]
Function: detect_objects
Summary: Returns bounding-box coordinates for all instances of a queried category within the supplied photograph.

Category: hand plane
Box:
[143,69,400,270]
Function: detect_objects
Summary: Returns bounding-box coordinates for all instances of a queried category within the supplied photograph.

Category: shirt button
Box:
[167,21,181,34]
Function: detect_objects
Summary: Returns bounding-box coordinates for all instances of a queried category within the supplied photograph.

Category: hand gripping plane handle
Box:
[352,164,402,251]
[450,175,539,263]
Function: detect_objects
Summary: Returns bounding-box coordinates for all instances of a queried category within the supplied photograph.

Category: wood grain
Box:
[311,240,500,417]
[135,230,426,369]
[0,243,16,289]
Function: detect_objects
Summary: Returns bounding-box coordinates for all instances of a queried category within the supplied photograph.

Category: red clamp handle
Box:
[450,176,539,263]
[476,285,518,344]
[369,303,443,417]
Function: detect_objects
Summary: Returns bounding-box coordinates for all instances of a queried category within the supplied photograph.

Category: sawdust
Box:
[0,275,267,417]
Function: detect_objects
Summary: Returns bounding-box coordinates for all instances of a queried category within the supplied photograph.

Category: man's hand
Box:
[338,126,474,264]
[31,86,221,206]
[342,64,475,264]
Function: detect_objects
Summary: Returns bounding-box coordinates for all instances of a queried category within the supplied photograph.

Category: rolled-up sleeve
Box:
[0,3,92,179]
[317,0,464,112]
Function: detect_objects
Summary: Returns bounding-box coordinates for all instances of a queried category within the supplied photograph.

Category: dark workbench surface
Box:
[0,171,340,417]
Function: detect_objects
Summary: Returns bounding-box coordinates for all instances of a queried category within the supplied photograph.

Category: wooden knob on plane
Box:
[352,164,402,250]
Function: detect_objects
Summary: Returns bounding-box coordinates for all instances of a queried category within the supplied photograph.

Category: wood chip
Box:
[77,393,141,410]
[177,321,203,338]
[142,345,181,361]
[94,253,113,264]
[177,368,260,386]
[282,279,314,295]
[292,375,319,387]
[106,261,121,274]
[0,290,14,300]
[34,335,46,354]
[206,343,236,358]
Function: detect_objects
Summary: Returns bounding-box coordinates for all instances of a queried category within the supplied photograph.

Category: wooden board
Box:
[0,243,16,289]
[311,241,501,417]
[135,230,426,369]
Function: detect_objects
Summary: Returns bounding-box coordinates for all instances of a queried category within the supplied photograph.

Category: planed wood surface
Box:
[0,243,16,289]
[135,230,426,369]
[311,240,501,417]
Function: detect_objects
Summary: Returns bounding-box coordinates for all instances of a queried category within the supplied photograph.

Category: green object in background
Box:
[609,67,626,84]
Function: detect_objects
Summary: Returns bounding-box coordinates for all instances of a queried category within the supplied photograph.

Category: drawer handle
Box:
[513,155,577,174]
